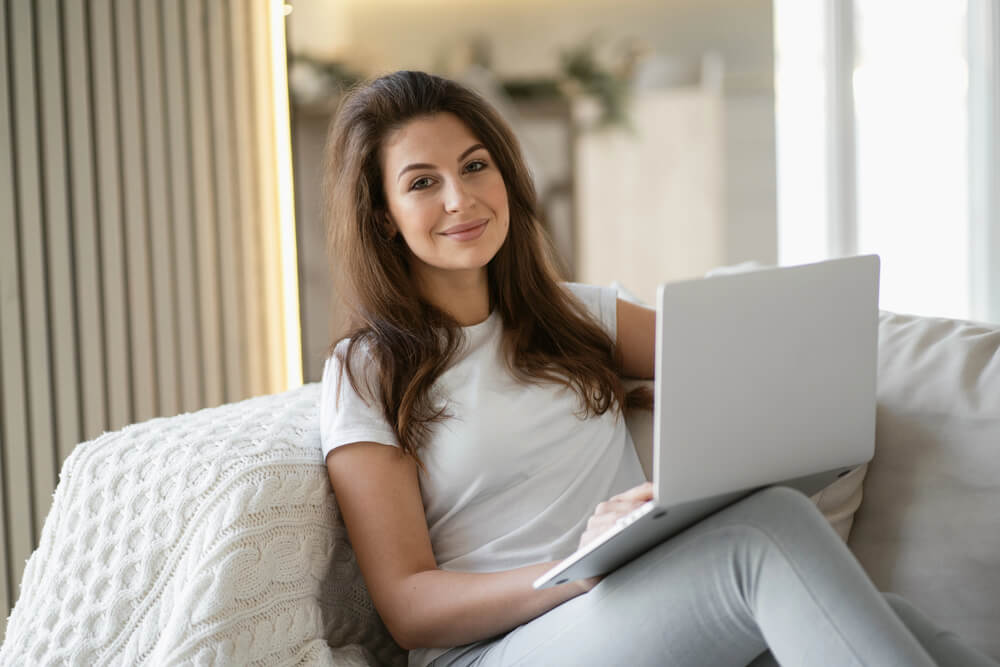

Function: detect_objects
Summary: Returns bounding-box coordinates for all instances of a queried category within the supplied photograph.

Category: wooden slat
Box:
[185,0,225,407]
[160,0,203,413]
[250,2,281,392]
[11,0,58,533]
[89,0,133,431]
[37,0,82,469]
[9,0,55,583]
[137,0,180,418]
[231,0,266,398]
[114,0,157,423]
[208,0,245,402]
[62,0,108,442]
[0,0,25,631]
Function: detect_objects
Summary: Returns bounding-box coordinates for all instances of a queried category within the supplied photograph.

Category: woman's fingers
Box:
[611,481,654,503]
[582,498,647,539]
[595,492,651,517]
[579,482,655,551]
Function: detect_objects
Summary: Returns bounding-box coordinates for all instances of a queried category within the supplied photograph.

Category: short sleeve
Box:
[319,340,400,462]
[562,282,618,340]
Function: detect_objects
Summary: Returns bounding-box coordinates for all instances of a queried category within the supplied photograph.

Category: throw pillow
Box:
[0,384,406,667]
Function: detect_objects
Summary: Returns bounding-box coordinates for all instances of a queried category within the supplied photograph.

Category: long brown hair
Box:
[325,70,649,463]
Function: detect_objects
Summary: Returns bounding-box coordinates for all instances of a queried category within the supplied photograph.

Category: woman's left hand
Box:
[572,481,654,593]
[578,481,654,552]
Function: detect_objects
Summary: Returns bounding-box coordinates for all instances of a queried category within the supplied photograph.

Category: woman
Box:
[321,70,995,667]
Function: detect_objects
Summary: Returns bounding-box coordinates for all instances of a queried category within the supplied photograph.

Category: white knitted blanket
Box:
[0,384,406,667]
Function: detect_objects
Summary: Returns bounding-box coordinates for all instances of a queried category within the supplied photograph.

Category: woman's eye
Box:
[410,176,433,191]
[464,159,487,173]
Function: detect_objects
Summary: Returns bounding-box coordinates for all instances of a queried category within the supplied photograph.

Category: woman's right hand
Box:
[575,481,655,592]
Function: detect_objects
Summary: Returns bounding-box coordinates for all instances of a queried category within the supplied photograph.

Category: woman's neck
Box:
[416,267,491,326]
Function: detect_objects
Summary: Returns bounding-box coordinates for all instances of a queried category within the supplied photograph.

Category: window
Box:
[775,0,985,321]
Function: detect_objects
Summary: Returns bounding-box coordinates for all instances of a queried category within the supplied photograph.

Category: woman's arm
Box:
[616,298,656,379]
[327,443,588,650]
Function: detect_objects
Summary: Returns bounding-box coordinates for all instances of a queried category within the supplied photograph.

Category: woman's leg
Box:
[882,593,998,667]
[747,593,998,667]
[432,487,985,667]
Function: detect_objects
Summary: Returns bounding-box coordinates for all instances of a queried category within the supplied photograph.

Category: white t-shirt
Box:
[319,283,645,666]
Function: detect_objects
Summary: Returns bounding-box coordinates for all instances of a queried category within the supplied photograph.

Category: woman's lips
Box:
[441,219,488,241]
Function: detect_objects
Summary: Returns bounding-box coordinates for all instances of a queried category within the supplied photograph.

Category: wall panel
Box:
[10,0,57,548]
[115,0,158,423]
[63,0,109,444]
[138,0,180,419]
[230,0,266,399]
[208,0,246,405]
[37,0,82,466]
[185,0,225,407]
[91,0,134,432]
[0,0,297,639]
[0,0,27,632]
[161,0,204,414]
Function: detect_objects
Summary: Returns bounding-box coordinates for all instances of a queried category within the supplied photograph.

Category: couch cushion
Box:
[0,384,405,667]
[849,311,1000,659]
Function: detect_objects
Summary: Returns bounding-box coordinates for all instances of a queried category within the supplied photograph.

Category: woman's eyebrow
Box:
[396,143,487,182]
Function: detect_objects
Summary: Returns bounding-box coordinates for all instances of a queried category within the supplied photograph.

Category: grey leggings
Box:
[432,487,997,667]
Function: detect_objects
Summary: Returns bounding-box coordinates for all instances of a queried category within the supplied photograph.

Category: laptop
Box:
[534,254,880,589]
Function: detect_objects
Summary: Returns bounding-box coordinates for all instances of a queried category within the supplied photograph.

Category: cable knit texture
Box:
[0,383,406,667]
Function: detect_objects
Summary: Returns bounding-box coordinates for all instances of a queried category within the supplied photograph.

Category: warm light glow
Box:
[270,0,303,388]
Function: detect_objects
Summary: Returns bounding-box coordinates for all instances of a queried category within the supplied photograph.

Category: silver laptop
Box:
[534,255,880,589]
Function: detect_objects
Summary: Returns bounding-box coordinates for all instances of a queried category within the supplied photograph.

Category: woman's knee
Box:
[741,486,826,525]
[723,486,838,551]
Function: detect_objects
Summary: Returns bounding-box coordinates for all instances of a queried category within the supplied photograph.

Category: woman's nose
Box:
[443,178,475,213]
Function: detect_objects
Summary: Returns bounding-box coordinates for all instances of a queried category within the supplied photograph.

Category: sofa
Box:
[0,309,997,666]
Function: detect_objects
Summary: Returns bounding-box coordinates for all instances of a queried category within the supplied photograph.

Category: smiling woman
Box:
[323,71,645,466]
[318,71,997,667]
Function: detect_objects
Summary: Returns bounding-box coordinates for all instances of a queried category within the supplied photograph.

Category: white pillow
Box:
[0,385,405,667]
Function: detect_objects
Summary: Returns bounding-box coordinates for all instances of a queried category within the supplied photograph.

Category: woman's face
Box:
[379,112,510,290]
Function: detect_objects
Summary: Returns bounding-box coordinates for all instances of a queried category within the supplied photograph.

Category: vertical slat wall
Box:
[0,0,293,639]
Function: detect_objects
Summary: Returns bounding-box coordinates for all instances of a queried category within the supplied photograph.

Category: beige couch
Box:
[627,310,1000,661]
[1,310,997,665]
[852,310,1000,659]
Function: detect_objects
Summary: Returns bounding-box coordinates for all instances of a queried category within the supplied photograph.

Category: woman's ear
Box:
[380,211,398,240]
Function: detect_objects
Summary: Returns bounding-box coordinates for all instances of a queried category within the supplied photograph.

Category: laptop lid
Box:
[653,255,880,504]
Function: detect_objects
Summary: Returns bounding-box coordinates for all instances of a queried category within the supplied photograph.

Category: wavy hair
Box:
[324,70,649,463]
